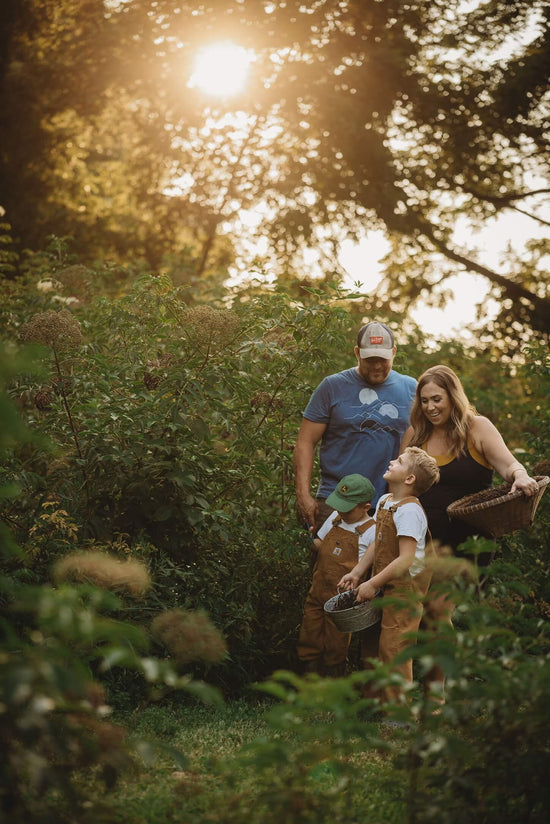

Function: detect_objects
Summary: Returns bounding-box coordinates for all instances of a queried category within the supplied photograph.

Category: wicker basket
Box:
[446,475,550,538]
[324,590,382,633]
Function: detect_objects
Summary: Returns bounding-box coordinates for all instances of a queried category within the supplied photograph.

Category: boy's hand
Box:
[356,581,378,603]
[337,572,359,590]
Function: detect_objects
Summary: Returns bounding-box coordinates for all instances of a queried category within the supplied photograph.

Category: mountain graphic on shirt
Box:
[346,388,400,434]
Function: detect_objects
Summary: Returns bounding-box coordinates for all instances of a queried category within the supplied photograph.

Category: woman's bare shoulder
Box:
[469,415,501,452]
[470,415,498,435]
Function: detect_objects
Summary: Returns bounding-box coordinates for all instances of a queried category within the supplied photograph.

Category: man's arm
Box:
[293,418,327,527]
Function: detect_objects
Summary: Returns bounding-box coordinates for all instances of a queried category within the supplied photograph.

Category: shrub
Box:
[0,342,224,821]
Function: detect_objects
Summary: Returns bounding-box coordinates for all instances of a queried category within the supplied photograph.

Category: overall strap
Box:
[425,528,438,556]
[388,495,419,512]
[355,517,375,535]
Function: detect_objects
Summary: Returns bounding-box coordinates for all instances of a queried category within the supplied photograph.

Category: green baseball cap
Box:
[325,474,375,513]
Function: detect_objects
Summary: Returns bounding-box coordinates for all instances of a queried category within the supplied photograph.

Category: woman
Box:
[401,364,538,554]
[400,365,538,703]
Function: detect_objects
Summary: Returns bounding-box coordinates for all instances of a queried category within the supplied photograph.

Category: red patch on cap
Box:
[370,336,383,344]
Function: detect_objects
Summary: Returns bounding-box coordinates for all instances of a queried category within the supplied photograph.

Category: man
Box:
[294,321,416,532]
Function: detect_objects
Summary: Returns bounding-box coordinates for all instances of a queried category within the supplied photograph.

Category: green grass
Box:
[61,697,407,824]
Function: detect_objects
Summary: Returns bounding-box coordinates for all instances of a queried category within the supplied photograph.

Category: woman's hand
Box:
[510,468,539,496]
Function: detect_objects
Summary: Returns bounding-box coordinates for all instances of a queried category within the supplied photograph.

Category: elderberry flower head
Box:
[21,308,82,350]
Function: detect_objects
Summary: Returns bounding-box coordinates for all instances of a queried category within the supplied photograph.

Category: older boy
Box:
[297,474,376,677]
[338,447,440,699]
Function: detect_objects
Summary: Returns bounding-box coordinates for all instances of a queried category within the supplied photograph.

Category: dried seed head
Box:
[151,608,227,666]
[56,264,88,296]
[143,372,161,390]
[183,306,240,351]
[250,391,271,408]
[250,392,282,410]
[34,389,54,410]
[262,327,295,349]
[146,353,174,370]
[425,551,476,584]
[54,551,151,597]
[21,308,83,350]
[143,352,173,390]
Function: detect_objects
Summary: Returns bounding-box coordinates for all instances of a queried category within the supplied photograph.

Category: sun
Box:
[189,42,253,97]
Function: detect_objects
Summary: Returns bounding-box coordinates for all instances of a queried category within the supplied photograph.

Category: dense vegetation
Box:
[0,1,549,820]
[1,242,549,822]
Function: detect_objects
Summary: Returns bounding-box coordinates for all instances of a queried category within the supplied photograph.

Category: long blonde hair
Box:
[408,365,476,457]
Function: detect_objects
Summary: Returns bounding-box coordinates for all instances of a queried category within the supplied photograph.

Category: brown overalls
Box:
[297,517,375,677]
[360,495,432,701]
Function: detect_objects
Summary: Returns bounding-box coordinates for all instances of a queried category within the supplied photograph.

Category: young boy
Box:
[338,447,440,700]
[297,474,376,678]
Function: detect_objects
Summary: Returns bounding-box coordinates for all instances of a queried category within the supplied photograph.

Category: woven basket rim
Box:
[447,475,549,517]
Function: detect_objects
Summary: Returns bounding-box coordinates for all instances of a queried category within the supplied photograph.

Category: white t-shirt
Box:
[375,494,427,576]
[317,510,376,561]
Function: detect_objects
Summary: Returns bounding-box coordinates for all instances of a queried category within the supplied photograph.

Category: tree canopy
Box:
[0,0,548,348]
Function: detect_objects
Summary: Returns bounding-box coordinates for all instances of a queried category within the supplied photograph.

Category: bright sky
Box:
[340,206,548,342]
[189,42,548,344]
[188,42,254,97]
[339,231,492,341]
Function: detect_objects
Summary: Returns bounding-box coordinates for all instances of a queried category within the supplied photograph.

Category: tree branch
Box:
[462,186,550,226]
[465,187,550,205]
[509,205,550,228]
[411,217,550,334]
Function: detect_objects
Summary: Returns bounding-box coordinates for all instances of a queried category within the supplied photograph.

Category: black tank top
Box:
[420,439,493,552]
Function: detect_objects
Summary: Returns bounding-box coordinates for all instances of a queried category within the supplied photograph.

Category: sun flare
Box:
[189,42,253,97]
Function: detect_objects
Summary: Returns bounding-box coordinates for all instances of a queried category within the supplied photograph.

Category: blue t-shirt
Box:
[303,368,416,504]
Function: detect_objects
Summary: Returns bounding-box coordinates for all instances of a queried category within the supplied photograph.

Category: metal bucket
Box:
[324,589,382,632]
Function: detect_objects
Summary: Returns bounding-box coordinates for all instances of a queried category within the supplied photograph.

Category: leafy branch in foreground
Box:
[0,343,226,822]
